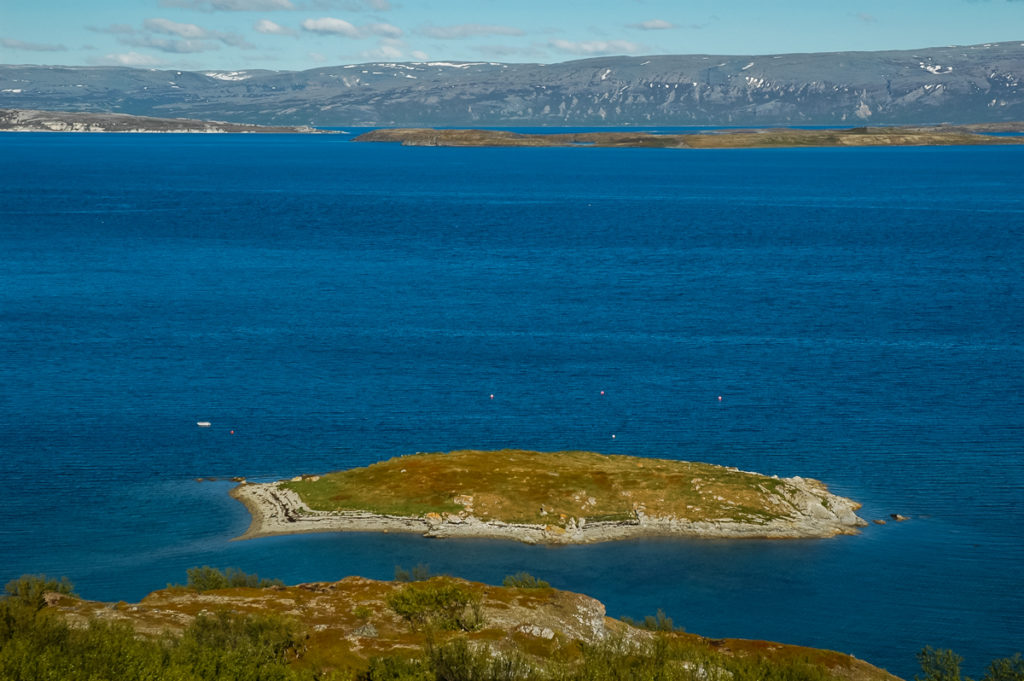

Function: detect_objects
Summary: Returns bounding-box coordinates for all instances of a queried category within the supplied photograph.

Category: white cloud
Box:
[418,24,524,39]
[634,19,674,30]
[475,43,547,58]
[123,35,220,53]
[300,17,401,39]
[160,0,295,10]
[361,42,402,59]
[254,19,296,35]
[145,18,210,39]
[410,49,428,60]
[549,39,642,55]
[89,51,167,66]
[1,37,68,52]
[87,24,138,35]
[338,0,391,9]
[302,17,360,36]
[307,0,390,9]
[365,22,402,38]
[136,18,254,49]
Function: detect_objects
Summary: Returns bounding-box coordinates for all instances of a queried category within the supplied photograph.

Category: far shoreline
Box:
[353,124,1024,149]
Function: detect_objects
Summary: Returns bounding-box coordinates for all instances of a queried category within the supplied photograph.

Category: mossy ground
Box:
[281,449,796,527]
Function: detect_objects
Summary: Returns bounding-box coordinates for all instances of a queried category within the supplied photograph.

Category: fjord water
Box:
[1,134,1022,677]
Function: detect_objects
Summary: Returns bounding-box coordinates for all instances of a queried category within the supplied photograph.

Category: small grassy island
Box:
[354,125,1024,149]
[231,450,866,543]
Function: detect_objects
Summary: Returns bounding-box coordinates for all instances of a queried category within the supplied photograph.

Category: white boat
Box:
[196,421,211,427]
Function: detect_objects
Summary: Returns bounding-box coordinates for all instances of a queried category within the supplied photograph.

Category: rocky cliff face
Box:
[2,42,1021,126]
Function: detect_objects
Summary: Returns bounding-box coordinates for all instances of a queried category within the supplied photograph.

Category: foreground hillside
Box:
[1,42,1021,126]
[10,572,901,681]
[232,449,866,543]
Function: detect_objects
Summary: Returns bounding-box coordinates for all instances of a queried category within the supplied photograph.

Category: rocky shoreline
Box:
[230,476,866,544]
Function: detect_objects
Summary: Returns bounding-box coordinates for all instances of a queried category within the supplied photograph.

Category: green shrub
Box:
[914,648,1024,681]
[3,574,75,609]
[183,566,284,592]
[502,573,550,589]
[983,653,1024,681]
[727,656,831,681]
[0,575,77,648]
[0,573,316,681]
[621,609,683,633]
[361,639,533,681]
[386,580,483,632]
[174,610,304,679]
[360,655,432,681]
[428,637,535,681]
[917,647,966,681]
[395,564,434,583]
[567,635,682,681]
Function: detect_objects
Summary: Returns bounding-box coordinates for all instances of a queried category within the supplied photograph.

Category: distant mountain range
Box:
[2,42,1022,127]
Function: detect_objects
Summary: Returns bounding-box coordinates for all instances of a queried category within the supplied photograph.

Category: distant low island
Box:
[355,124,1024,149]
[231,449,866,544]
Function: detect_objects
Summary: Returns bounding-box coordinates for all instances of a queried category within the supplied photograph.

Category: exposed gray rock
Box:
[352,622,378,638]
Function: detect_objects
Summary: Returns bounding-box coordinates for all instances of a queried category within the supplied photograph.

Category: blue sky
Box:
[1,0,1022,71]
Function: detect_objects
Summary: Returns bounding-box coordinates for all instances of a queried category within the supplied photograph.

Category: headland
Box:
[41,571,901,681]
[0,108,327,133]
[231,449,866,544]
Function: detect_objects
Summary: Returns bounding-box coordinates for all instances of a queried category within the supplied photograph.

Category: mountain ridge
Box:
[2,41,1022,126]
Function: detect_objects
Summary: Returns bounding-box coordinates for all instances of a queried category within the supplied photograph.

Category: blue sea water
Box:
[1,133,1022,678]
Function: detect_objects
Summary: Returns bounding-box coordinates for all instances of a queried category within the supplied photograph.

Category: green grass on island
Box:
[280,449,813,527]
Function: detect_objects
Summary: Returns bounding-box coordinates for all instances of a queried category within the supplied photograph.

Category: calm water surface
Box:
[1,134,1022,678]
